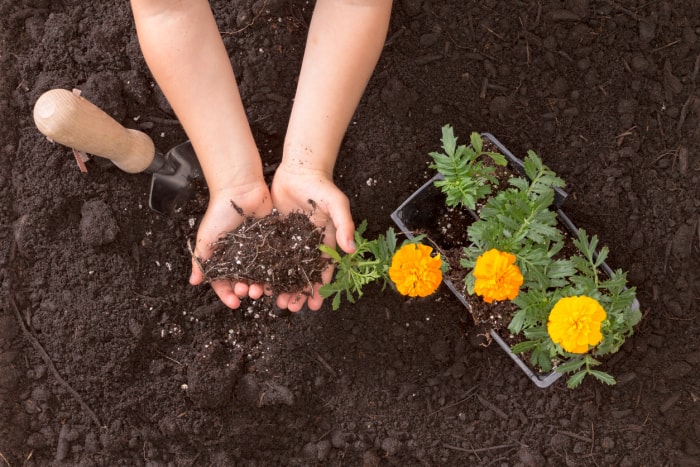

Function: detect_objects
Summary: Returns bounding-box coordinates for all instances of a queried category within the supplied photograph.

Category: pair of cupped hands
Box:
[188,163,356,312]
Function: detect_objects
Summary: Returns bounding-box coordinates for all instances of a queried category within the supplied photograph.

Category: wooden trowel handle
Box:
[33,89,156,174]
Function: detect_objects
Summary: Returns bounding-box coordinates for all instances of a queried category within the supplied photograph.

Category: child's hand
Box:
[189,181,273,309]
[271,163,356,312]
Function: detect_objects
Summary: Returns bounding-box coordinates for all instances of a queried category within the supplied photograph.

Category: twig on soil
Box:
[316,428,334,443]
[604,0,648,23]
[444,30,482,52]
[476,394,508,420]
[8,294,104,430]
[309,352,338,378]
[651,40,680,54]
[615,126,637,147]
[481,25,505,41]
[556,429,593,443]
[154,349,183,366]
[145,116,180,125]
[480,77,489,99]
[656,112,666,140]
[662,239,673,274]
[650,149,679,166]
[677,93,696,133]
[467,13,476,43]
[443,442,519,454]
[221,0,269,35]
[287,3,310,30]
[0,450,11,467]
[692,53,700,87]
[427,385,479,416]
[519,17,531,66]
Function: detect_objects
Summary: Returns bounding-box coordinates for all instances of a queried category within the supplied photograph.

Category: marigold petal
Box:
[472,249,523,303]
[389,243,443,297]
[547,296,607,354]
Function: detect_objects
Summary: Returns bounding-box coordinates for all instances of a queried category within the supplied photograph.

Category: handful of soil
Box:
[197,210,329,294]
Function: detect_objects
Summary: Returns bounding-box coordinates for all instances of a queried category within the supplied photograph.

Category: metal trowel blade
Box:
[148,141,204,214]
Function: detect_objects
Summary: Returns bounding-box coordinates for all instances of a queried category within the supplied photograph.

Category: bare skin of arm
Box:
[272,0,393,311]
[132,0,272,309]
[131,0,392,311]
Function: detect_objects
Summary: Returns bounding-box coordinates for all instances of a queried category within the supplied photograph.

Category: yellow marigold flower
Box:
[473,249,523,303]
[389,243,442,297]
[547,296,607,354]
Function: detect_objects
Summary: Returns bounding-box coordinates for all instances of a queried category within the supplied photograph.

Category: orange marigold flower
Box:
[389,243,442,297]
[547,295,607,354]
[473,249,523,303]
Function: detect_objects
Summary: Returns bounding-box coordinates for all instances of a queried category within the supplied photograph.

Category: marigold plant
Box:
[320,221,443,310]
[428,128,640,388]
[389,243,443,297]
[472,249,523,303]
[547,296,606,354]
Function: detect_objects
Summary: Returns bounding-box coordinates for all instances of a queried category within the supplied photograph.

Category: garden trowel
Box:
[33,88,203,214]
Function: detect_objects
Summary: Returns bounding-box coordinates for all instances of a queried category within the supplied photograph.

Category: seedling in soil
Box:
[429,125,507,210]
[427,128,640,388]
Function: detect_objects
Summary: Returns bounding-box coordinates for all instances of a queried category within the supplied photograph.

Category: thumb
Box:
[189,232,214,285]
[190,257,204,285]
[328,204,355,254]
[189,239,208,285]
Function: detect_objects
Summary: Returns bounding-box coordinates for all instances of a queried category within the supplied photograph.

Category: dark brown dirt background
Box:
[1,0,699,465]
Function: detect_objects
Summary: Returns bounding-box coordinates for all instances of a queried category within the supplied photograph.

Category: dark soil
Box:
[2,1,700,465]
[200,209,327,293]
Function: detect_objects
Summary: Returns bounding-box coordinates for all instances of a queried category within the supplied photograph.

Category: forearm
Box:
[131,0,263,194]
[283,0,393,175]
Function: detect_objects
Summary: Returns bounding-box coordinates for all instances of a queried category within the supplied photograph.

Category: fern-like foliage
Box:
[462,150,568,296]
[427,126,640,389]
[429,126,507,209]
[319,220,398,310]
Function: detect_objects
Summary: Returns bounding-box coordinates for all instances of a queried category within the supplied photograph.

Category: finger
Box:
[190,257,204,285]
[287,292,307,313]
[306,261,335,310]
[277,291,308,312]
[306,283,325,310]
[321,262,335,284]
[233,282,250,298]
[276,292,290,310]
[190,236,213,285]
[327,199,355,253]
[212,281,242,309]
[248,283,265,300]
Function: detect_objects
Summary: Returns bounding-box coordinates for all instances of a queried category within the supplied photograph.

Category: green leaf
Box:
[533,346,553,372]
[625,307,642,328]
[566,371,587,389]
[429,127,503,210]
[510,340,538,354]
[319,244,342,263]
[441,125,457,156]
[484,151,507,166]
[469,131,483,154]
[556,358,585,374]
[589,370,616,386]
[508,309,528,335]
